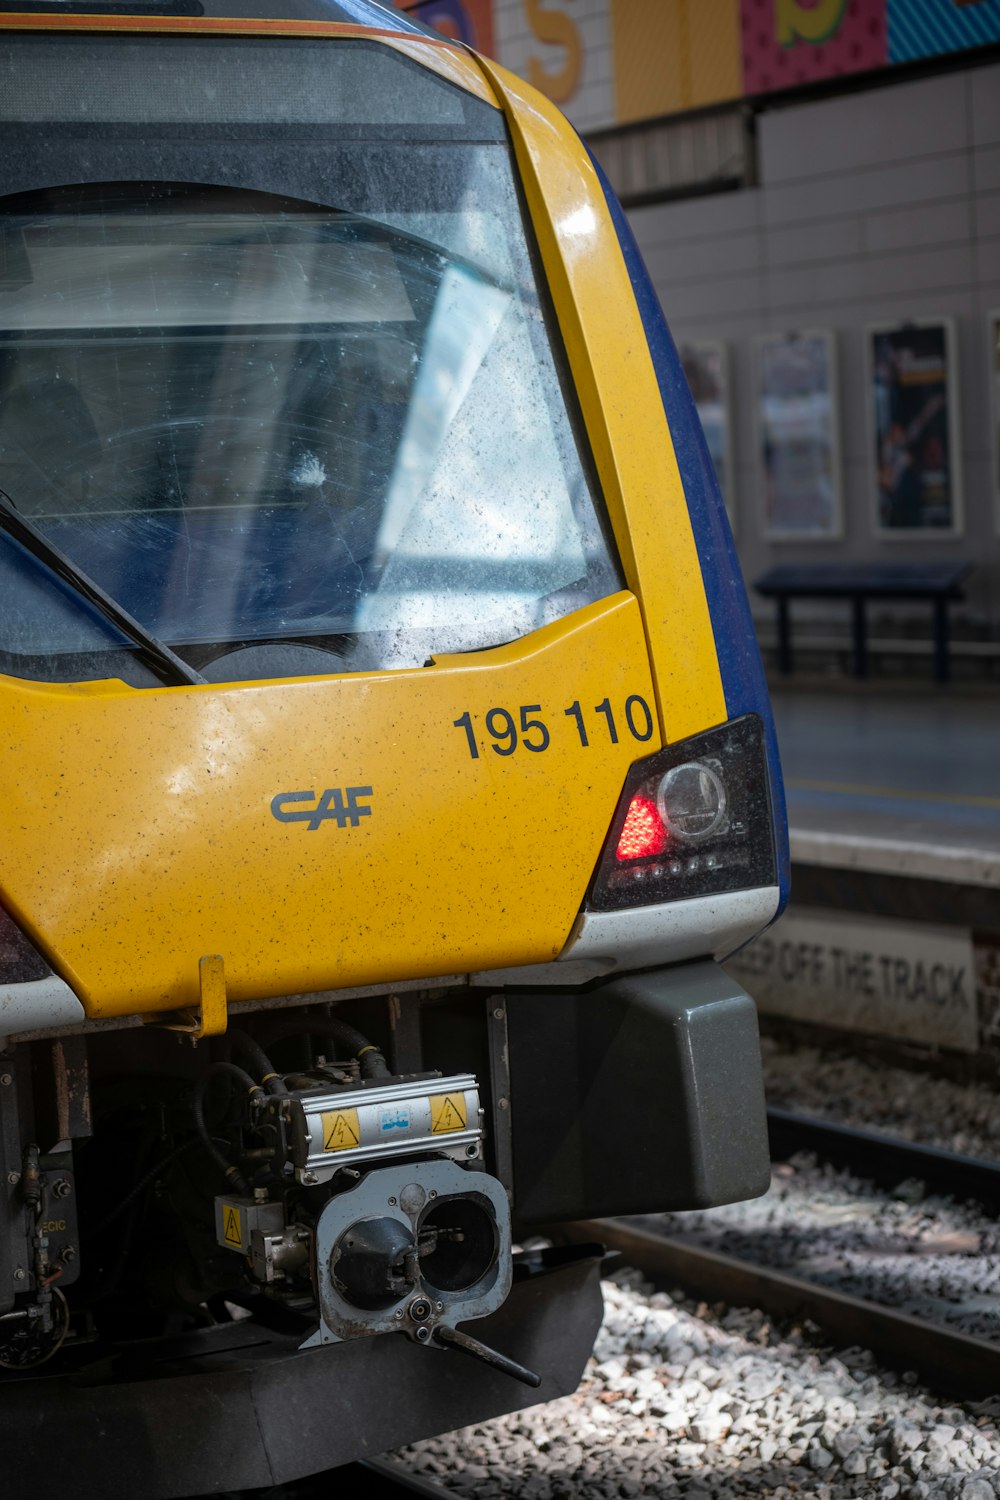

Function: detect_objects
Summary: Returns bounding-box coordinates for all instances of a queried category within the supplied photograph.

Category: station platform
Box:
[773,684,1000,888]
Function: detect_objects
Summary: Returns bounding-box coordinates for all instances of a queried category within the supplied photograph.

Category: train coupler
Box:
[301,1158,512,1353]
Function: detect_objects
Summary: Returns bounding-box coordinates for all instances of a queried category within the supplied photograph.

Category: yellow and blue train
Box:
[0,1,787,1489]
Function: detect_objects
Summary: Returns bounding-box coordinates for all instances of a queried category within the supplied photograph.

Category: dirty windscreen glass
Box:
[0,39,620,684]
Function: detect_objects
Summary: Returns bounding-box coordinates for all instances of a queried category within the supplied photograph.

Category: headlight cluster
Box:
[588,714,776,912]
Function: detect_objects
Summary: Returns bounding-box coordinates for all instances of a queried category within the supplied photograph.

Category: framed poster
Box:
[755,330,842,539]
[991,310,1000,534]
[679,340,735,529]
[868,319,962,535]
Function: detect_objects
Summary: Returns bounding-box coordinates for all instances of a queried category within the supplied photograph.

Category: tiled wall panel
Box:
[758,73,968,181]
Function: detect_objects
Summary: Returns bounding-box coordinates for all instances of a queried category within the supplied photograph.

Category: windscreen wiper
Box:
[0,488,206,687]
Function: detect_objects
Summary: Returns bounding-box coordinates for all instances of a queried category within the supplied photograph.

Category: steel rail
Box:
[567,1219,1000,1402]
[356,1457,462,1496]
[244,1457,460,1497]
[767,1106,1000,1211]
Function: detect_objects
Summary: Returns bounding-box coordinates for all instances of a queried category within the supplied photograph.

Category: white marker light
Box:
[656,761,728,843]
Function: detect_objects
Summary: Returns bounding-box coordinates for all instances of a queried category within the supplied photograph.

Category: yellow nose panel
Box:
[1,593,656,1017]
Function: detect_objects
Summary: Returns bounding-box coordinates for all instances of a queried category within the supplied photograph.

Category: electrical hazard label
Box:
[430,1094,467,1134]
[321,1108,361,1152]
[223,1205,243,1248]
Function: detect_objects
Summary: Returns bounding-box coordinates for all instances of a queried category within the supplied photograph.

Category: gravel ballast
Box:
[397,1270,1000,1498]
[760,1037,1000,1161]
[636,1152,1000,1341]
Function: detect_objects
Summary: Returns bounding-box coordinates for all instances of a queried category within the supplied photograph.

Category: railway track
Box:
[220,1455,459,1497]
[568,1218,1000,1402]
[559,1113,1000,1402]
[767,1105,1000,1210]
[355,1458,459,1496]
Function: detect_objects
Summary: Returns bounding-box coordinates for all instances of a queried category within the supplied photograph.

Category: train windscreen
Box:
[0,41,620,684]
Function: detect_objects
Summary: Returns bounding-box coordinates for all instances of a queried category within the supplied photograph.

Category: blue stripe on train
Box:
[588,153,790,913]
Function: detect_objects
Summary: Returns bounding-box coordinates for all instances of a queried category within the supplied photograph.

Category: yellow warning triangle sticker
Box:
[321,1107,361,1152]
[223,1206,242,1247]
[430,1093,467,1134]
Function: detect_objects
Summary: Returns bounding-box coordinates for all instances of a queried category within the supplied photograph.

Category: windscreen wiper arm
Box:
[0,488,206,687]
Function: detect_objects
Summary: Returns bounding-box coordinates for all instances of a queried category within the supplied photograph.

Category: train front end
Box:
[0,3,787,1490]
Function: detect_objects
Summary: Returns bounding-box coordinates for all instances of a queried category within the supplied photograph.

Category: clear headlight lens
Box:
[656,760,728,843]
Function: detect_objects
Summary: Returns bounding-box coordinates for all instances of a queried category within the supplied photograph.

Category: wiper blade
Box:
[0,488,206,687]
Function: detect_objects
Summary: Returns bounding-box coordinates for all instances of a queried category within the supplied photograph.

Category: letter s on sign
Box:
[525,0,582,105]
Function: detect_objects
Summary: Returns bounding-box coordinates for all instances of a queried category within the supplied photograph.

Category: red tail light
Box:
[616,795,668,861]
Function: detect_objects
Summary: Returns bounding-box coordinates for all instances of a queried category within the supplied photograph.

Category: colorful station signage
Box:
[396,0,1000,131]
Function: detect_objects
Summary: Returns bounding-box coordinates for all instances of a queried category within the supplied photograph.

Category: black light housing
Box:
[587,714,776,912]
[0,903,52,983]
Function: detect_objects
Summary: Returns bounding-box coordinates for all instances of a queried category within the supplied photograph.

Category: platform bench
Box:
[753,562,973,683]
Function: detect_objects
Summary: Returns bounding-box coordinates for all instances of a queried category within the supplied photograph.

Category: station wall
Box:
[627,58,1000,635]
